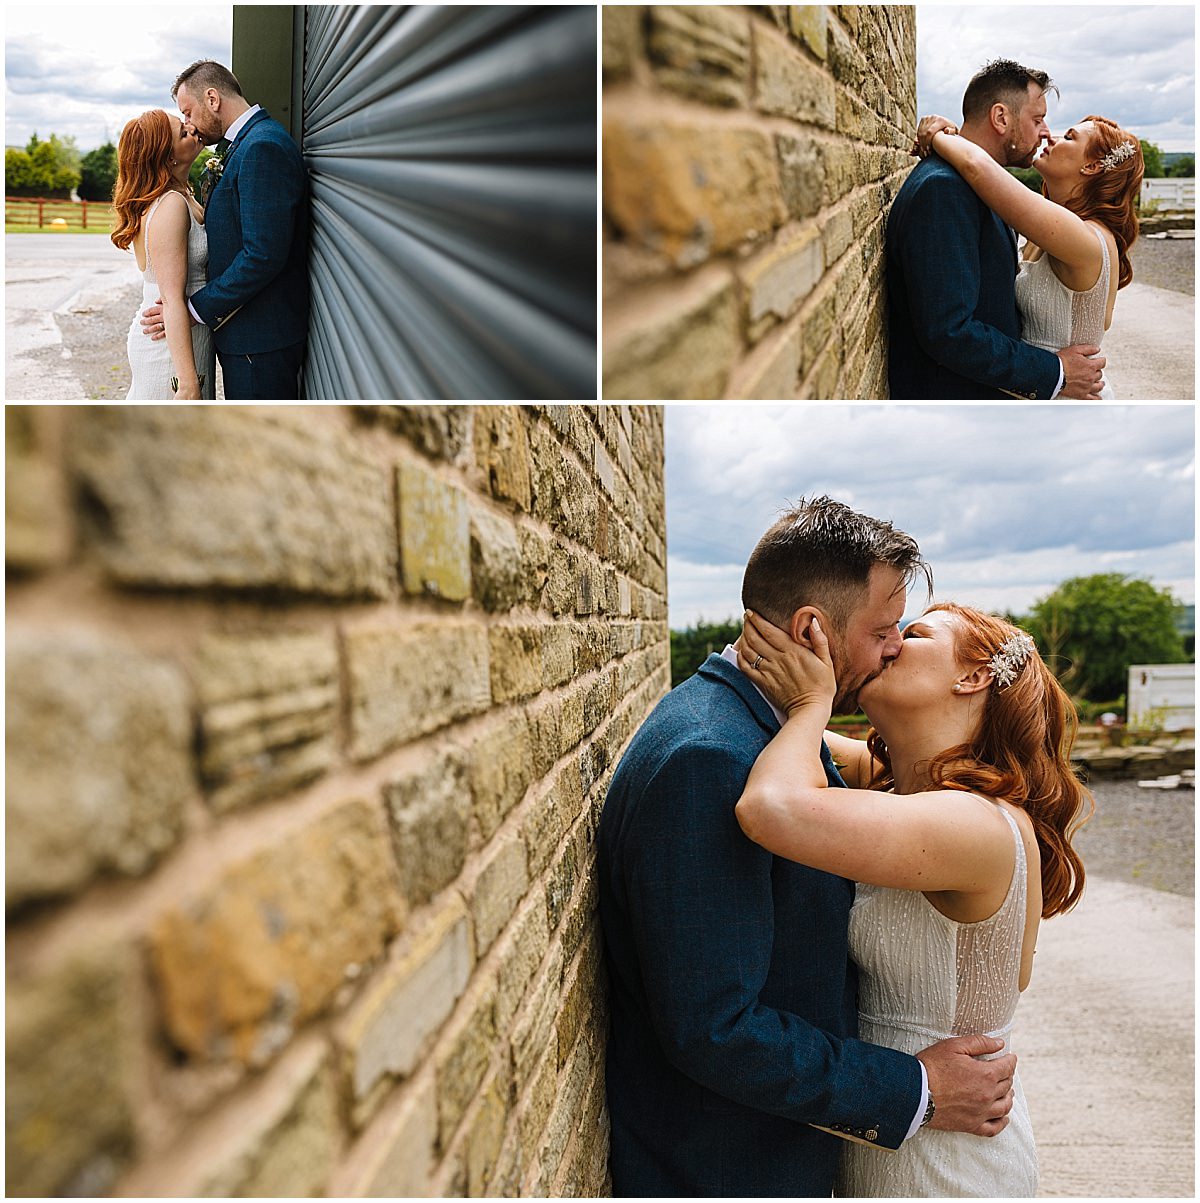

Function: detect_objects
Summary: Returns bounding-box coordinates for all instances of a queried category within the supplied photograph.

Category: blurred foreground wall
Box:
[6,405,668,1196]
[602,4,917,400]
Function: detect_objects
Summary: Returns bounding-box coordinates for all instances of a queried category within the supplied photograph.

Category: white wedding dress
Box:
[1016,222,1116,399]
[836,805,1038,1198]
[126,192,216,399]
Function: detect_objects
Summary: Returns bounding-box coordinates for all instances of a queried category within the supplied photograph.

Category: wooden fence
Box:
[1141,177,1196,211]
[5,196,113,229]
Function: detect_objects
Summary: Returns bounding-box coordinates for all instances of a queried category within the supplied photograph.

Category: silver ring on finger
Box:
[753,654,763,670]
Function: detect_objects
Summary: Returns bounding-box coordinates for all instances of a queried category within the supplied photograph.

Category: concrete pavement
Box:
[1018,875,1195,1197]
[1101,279,1195,401]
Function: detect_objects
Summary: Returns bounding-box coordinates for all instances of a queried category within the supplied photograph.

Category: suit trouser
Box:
[218,339,306,400]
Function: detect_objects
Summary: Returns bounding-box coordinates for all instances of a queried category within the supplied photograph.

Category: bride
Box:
[734,603,1092,1197]
[111,110,215,399]
[914,111,1144,400]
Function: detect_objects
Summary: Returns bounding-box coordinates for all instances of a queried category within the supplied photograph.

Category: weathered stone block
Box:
[541,1037,591,1186]
[69,407,393,598]
[647,5,750,107]
[474,406,532,512]
[517,1048,557,1163]
[603,113,786,267]
[471,834,529,956]
[151,798,401,1067]
[470,503,524,613]
[5,407,70,572]
[435,979,497,1147]
[354,405,471,461]
[345,622,490,760]
[466,1075,509,1196]
[789,5,828,59]
[603,267,739,401]
[330,1076,437,1196]
[756,25,836,127]
[822,206,855,266]
[6,630,192,907]
[729,323,802,399]
[510,946,563,1093]
[741,225,823,338]
[5,946,135,1197]
[602,4,644,80]
[199,1040,340,1197]
[383,747,471,907]
[469,715,533,842]
[195,631,337,813]
[338,895,471,1103]
[490,625,543,704]
[496,901,551,1033]
[525,697,563,779]
[776,133,826,221]
[799,288,838,375]
[397,460,470,601]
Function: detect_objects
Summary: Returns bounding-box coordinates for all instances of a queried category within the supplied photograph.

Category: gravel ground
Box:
[56,281,141,400]
[1127,231,1195,296]
[1072,778,1194,897]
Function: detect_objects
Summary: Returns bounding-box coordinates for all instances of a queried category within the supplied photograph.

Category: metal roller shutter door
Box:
[301,4,597,401]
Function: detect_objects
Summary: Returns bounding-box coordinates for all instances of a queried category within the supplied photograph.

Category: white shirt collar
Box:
[224,104,261,145]
[719,645,788,728]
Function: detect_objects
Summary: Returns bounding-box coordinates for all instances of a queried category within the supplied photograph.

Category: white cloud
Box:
[6,4,233,151]
[917,4,1195,153]
[665,405,1195,629]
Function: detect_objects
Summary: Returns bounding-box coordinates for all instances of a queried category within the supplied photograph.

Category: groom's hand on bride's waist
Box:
[140,299,198,341]
[916,1034,1017,1139]
[1056,343,1106,400]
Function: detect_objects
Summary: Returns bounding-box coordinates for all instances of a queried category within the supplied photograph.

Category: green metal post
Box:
[232,6,303,146]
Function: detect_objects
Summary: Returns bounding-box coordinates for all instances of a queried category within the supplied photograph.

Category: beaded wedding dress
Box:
[1016,222,1115,399]
[836,805,1038,1198]
[126,192,216,399]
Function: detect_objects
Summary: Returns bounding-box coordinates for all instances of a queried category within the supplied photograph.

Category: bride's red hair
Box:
[868,602,1093,918]
[111,110,175,252]
[1059,115,1144,289]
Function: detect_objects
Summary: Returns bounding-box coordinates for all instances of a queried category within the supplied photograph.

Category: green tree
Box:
[1139,138,1164,178]
[5,132,81,197]
[1167,154,1194,178]
[78,142,118,201]
[1024,574,1186,702]
[188,147,215,201]
[1007,167,1043,193]
[670,617,742,687]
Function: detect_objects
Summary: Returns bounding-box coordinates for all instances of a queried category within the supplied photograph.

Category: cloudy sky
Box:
[664,405,1195,630]
[917,4,1195,152]
[5,3,232,151]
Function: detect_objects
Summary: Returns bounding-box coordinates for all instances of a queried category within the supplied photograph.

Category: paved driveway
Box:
[6,234,141,400]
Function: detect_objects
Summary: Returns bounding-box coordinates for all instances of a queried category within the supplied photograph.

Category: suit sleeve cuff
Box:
[903,1060,930,1141]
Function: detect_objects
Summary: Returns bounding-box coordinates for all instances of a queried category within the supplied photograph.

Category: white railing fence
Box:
[1141,177,1195,210]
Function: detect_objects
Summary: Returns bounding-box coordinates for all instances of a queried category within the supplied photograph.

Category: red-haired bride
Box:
[112,110,214,399]
[733,603,1092,1196]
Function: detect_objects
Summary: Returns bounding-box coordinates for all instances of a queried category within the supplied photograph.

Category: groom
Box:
[597,497,1017,1197]
[887,58,1104,399]
[141,60,309,399]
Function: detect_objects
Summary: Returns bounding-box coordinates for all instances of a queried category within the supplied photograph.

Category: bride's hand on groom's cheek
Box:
[738,610,835,715]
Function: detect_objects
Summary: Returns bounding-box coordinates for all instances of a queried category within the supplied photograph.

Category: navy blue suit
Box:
[598,655,921,1197]
[191,109,309,398]
[886,155,1060,400]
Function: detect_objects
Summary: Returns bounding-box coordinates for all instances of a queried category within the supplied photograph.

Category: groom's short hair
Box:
[742,497,931,632]
[172,60,244,102]
[962,59,1057,123]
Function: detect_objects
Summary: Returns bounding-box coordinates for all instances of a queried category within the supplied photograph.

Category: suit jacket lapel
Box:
[222,108,270,167]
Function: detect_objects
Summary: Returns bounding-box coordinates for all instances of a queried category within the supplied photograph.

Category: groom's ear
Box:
[788,607,826,649]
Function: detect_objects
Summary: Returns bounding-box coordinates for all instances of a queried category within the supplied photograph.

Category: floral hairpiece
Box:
[1100,141,1136,172]
[989,632,1037,690]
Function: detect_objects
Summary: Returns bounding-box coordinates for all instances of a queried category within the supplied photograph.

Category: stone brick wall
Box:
[602,4,917,400]
[5,404,669,1197]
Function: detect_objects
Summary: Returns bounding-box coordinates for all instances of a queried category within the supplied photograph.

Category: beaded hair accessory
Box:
[989,632,1037,690]
[1100,141,1136,172]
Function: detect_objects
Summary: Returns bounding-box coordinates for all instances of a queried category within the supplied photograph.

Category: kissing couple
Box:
[889,58,1144,400]
[598,496,1093,1196]
[111,60,309,400]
